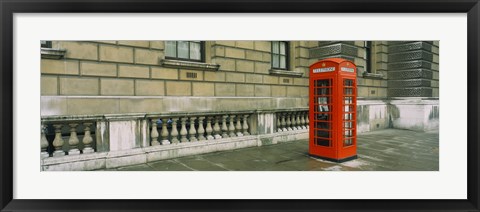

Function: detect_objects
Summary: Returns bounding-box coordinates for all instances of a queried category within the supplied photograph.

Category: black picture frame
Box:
[1,0,479,211]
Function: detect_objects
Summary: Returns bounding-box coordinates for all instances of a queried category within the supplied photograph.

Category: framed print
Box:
[1,0,479,211]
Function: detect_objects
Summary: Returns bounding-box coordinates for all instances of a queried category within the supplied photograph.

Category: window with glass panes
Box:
[365,41,372,73]
[271,41,288,69]
[41,41,52,48]
[165,41,203,62]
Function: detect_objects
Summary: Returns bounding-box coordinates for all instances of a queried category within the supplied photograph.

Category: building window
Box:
[165,41,204,62]
[41,41,52,48]
[365,41,372,73]
[271,41,288,70]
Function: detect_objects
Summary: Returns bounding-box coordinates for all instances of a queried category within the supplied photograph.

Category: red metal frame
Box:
[309,58,357,162]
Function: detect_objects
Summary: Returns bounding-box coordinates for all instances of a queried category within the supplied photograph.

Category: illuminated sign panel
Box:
[341,67,355,72]
[313,67,335,73]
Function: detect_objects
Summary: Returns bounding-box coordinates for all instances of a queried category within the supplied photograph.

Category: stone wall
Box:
[356,98,439,133]
[387,41,440,97]
[41,40,439,132]
[41,41,310,116]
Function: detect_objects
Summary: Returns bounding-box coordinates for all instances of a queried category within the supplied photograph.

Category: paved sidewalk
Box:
[105,129,439,171]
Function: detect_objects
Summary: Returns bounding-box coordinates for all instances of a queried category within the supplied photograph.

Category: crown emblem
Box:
[322,63,326,67]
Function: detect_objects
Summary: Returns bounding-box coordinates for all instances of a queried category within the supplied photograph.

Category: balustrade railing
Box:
[41,118,99,158]
[41,109,309,158]
[147,111,253,146]
[275,110,309,132]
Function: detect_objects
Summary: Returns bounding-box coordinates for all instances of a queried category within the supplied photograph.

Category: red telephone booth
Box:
[309,58,357,162]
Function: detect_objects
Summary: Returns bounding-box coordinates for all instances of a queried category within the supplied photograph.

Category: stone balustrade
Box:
[41,115,102,159]
[147,111,253,146]
[40,108,309,170]
[275,110,309,132]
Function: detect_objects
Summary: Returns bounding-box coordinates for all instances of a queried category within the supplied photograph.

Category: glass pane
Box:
[178,41,189,59]
[343,122,353,128]
[318,104,329,112]
[344,139,353,146]
[344,97,353,104]
[344,105,354,112]
[344,88,353,95]
[165,41,177,57]
[280,42,286,55]
[190,42,201,60]
[315,79,330,87]
[316,122,330,130]
[316,130,330,138]
[272,55,279,68]
[316,138,330,147]
[272,41,279,54]
[316,88,330,95]
[344,113,353,120]
[317,97,329,104]
[343,79,353,86]
[316,113,330,121]
[280,55,286,69]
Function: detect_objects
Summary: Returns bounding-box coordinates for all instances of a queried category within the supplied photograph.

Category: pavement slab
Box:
[107,129,439,171]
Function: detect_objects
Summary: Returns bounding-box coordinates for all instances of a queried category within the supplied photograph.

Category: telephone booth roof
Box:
[310,58,356,75]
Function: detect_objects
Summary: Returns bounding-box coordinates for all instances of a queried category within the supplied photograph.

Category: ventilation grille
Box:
[186,72,197,79]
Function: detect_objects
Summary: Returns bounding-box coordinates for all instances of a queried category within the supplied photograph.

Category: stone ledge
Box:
[362,72,384,79]
[104,113,146,121]
[256,107,308,113]
[258,129,308,146]
[160,59,220,71]
[41,48,66,59]
[269,69,303,77]
[42,152,108,166]
[145,135,259,162]
[41,114,104,122]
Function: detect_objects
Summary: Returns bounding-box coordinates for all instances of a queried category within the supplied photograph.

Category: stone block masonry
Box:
[99,45,134,63]
[43,41,309,107]
[41,40,438,144]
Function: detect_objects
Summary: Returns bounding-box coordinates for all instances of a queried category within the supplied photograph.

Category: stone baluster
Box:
[235,115,243,136]
[281,113,287,131]
[68,123,80,155]
[290,113,295,130]
[189,116,198,142]
[160,118,171,145]
[170,118,180,144]
[180,117,188,143]
[40,124,49,158]
[150,119,160,146]
[300,112,306,129]
[205,116,214,140]
[82,123,94,154]
[296,112,301,130]
[286,113,293,131]
[305,112,309,129]
[291,112,297,130]
[228,114,236,137]
[196,117,206,141]
[52,124,65,157]
[276,114,282,132]
[221,115,229,138]
[213,116,222,139]
[242,114,250,135]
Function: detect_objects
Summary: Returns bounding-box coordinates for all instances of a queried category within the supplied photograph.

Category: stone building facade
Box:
[40,41,439,170]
